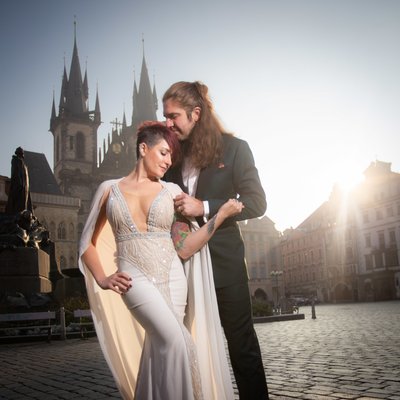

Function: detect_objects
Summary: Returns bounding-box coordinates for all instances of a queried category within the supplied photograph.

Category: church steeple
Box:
[83,66,89,100]
[131,70,139,126]
[65,22,87,116]
[50,90,56,131]
[49,19,100,209]
[152,76,158,112]
[94,87,101,124]
[51,19,101,128]
[59,63,68,114]
[131,39,158,128]
[98,39,158,179]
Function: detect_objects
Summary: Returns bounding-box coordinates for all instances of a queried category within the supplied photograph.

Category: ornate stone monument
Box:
[0,147,58,298]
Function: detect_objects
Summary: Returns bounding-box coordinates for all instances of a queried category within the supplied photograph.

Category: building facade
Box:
[353,161,400,301]
[280,161,400,303]
[240,216,281,304]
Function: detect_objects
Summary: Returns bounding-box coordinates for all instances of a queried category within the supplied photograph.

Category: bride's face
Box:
[141,138,172,179]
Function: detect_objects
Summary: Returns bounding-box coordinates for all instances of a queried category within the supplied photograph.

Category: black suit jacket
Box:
[165,133,266,288]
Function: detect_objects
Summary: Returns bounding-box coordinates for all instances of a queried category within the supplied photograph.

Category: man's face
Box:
[163,99,199,141]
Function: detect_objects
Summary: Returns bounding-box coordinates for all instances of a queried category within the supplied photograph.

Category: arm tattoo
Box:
[172,221,190,250]
[207,214,217,235]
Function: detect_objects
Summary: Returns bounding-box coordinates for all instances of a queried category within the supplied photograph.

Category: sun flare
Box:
[329,160,365,195]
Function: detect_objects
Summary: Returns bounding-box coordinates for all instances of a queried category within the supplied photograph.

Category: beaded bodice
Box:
[106,183,177,286]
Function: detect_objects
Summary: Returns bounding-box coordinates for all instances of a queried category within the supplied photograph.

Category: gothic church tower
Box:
[97,41,158,179]
[49,23,101,229]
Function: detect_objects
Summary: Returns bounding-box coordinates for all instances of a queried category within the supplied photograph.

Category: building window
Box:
[363,211,369,223]
[49,221,56,239]
[389,229,396,245]
[58,222,66,240]
[365,254,373,270]
[69,136,74,150]
[385,249,399,267]
[69,223,75,240]
[376,209,383,220]
[378,231,385,249]
[365,234,371,248]
[387,205,394,217]
[374,252,384,269]
[76,132,85,159]
[259,267,267,279]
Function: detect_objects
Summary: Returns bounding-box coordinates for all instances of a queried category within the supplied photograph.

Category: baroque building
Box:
[353,161,400,300]
[280,161,400,303]
[239,216,281,304]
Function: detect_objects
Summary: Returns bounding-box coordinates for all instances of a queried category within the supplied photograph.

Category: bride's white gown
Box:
[79,179,234,400]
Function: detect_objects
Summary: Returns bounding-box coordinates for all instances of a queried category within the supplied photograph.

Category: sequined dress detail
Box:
[106,183,203,400]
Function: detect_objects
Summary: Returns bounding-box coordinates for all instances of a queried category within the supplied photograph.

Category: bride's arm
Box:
[82,192,132,294]
[172,198,243,260]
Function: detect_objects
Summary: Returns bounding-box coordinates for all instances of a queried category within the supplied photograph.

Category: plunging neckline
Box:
[114,182,167,234]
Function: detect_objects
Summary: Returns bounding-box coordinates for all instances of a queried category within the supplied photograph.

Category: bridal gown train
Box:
[79,179,234,400]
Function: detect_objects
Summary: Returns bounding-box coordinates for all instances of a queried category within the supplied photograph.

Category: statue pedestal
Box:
[0,247,52,293]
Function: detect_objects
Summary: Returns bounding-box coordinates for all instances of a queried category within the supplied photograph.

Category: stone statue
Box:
[5,147,33,215]
[0,147,49,250]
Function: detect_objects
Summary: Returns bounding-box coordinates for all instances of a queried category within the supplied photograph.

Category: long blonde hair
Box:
[163,81,228,169]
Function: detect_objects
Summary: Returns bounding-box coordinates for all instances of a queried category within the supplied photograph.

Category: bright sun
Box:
[329,160,365,194]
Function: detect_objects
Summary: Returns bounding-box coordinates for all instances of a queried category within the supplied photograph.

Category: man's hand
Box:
[174,193,204,217]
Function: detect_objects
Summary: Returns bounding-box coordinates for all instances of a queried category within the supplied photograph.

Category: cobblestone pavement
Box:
[0,300,399,400]
[260,300,400,400]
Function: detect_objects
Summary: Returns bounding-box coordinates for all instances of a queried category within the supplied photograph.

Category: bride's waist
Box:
[115,231,171,242]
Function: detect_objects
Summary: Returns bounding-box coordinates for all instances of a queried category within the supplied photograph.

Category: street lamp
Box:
[270,270,283,314]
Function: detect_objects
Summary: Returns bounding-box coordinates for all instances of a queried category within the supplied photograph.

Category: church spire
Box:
[94,85,101,124]
[122,109,127,128]
[59,62,68,113]
[131,37,157,128]
[83,62,89,100]
[152,74,158,112]
[131,69,139,126]
[50,90,56,131]
[65,19,87,116]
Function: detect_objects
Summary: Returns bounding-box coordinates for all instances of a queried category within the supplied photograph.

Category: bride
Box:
[79,122,239,399]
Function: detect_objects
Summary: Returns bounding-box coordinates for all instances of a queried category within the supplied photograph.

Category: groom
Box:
[163,81,269,399]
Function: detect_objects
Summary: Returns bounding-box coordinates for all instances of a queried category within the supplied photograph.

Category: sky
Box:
[1,0,399,232]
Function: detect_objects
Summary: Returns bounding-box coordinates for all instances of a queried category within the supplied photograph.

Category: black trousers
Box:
[216,282,269,400]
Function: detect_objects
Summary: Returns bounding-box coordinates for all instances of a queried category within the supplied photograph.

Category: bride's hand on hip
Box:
[99,272,132,294]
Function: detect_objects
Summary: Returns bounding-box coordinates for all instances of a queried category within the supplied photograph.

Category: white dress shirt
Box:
[181,159,209,218]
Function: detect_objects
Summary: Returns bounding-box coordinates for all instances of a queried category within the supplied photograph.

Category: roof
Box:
[23,151,62,195]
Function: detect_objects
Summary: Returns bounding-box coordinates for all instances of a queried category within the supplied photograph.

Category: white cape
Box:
[78,179,234,399]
